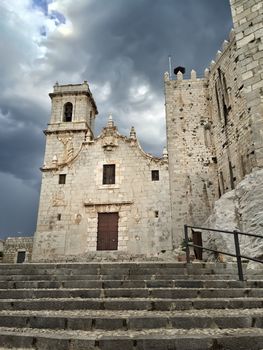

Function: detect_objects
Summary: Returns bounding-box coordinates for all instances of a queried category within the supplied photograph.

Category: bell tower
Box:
[49,80,98,133]
[42,81,98,168]
[33,81,98,261]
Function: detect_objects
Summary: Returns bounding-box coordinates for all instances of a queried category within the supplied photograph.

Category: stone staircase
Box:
[0,262,263,349]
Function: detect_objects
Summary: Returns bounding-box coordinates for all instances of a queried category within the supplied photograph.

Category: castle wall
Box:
[165,0,263,248]
[33,123,172,261]
[230,0,263,168]
[207,35,254,198]
[164,73,216,246]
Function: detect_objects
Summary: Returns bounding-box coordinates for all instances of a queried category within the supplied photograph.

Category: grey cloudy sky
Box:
[0,0,232,239]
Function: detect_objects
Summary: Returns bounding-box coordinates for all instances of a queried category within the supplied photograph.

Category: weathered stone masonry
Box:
[30,0,263,261]
[33,83,172,261]
[3,237,33,263]
[164,0,263,246]
[164,71,215,247]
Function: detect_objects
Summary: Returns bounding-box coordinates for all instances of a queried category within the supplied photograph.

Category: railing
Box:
[184,224,263,281]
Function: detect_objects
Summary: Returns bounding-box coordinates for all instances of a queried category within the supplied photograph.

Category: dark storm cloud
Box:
[0,97,47,181]
[0,172,39,236]
[46,0,232,84]
[42,0,232,149]
[0,0,232,237]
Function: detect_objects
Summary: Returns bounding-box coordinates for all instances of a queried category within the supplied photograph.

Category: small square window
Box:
[59,174,66,184]
[103,164,115,184]
[151,170,159,181]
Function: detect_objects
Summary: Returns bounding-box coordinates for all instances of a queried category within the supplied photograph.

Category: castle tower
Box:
[230,0,263,168]
[164,70,216,247]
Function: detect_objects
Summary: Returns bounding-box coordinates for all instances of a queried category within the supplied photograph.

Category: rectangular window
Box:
[57,214,61,221]
[59,174,66,184]
[151,170,159,181]
[103,164,115,184]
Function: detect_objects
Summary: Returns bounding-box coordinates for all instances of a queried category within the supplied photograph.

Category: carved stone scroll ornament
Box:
[58,135,74,162]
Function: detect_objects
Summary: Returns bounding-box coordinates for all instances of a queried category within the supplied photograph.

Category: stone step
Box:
[0,274,248,282]
[0,279,258,289]
[0,263,246,275]
[0,327,263,350]
[0,265,240,274]
[0,268,246,276]
[0,262,241,268]
[0,297,262,311]
[0,262,261,350]
[0,287,262,299]
[0,309,262,330]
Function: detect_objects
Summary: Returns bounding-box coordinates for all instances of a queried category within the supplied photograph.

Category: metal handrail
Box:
[184,224,263,281]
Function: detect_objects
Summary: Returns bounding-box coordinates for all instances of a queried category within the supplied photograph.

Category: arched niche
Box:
[63,102,73,122]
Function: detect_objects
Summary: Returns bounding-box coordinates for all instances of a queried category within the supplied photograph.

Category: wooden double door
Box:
[97,212,119,250]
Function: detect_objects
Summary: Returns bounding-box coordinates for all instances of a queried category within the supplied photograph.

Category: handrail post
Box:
[184,225,190,264]
[233,230,244,281]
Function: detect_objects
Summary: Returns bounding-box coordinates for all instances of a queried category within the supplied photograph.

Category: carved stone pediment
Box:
[100,126,119,151]
[102,135,118,151]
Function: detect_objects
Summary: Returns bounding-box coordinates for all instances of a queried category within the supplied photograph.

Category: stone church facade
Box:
[32,0,263,261]
[32,82,172,261]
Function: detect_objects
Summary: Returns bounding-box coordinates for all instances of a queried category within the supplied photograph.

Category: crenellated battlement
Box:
[207,29,235,74]
[164,69,205,83]
[164,28,236,84]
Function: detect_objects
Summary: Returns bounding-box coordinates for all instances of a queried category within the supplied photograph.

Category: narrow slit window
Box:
[218,181,222,199]
[59,174,66,184]
[219,171,225,194]
[151,170,159,181]
[57,214,61,221]
[103,164,115,184]
[229,161,235,190]
[154,210,159,218]
[215,82,222,121]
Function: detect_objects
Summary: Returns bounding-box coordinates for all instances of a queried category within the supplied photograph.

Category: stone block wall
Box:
[42,130,87,168]
[33,119,172,261]
[230,0,263,167]
[164,72,216,246]
[207,33,254,197]
[164,0,263,246]
[3,237,33,263]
